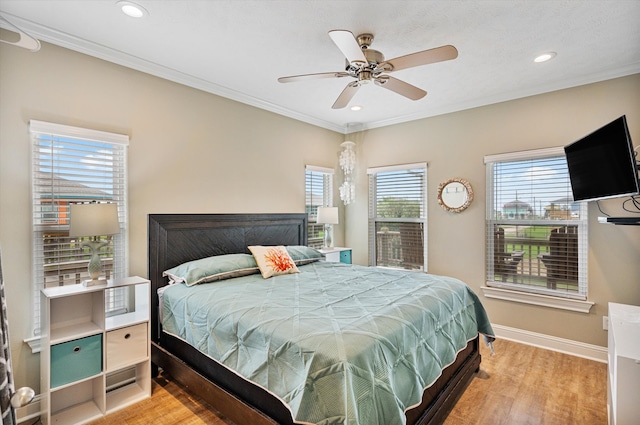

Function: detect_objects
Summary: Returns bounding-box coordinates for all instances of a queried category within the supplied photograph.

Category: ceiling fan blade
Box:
[328,30,367,64]
[278,71,350,83]
[332,81,360,109]
[381,45,458,72]
[374,76,426,100]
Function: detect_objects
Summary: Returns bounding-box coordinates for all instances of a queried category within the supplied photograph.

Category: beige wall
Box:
[345,74,640,350]
[0,42,343,392]
[2,40,639,394]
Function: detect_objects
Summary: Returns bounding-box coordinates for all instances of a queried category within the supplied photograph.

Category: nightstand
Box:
[40,276,151,424]
[319,247,352,264]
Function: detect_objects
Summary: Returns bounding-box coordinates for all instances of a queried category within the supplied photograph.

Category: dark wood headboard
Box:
[148,213,307,341]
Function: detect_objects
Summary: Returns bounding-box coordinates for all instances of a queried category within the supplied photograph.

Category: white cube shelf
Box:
[41,276,151,424]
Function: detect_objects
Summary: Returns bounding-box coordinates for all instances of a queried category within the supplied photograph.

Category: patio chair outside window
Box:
[538,227,579,289]
[494,226,525,282]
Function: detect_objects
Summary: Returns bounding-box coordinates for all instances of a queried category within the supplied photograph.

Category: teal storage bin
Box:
[340,250,352,264]
[51,334,102,388]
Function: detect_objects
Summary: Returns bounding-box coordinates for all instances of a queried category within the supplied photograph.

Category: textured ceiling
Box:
[1,0,639,133]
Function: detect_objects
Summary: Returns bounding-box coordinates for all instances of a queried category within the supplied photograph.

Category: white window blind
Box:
[485,147,588,300]
[368,163,427,271]
[30,120,129,337]
[305,165,334,249]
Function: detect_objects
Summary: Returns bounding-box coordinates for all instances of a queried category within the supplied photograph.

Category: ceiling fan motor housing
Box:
[344,49,385,76]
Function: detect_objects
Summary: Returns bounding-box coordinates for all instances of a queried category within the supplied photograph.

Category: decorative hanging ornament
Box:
[339,141,356,205]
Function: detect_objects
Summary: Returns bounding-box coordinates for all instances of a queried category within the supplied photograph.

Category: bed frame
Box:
[148,213,481,425]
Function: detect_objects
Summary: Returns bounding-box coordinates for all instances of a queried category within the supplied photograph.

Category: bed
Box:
[148,213,493,425]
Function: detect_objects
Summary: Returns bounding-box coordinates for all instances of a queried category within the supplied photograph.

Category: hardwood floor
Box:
[90,338,607,425]
[443,339,607,425]
[87,375,235,425]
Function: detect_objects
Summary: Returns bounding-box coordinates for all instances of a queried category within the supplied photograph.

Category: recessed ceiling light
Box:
[534,52,557,63]
[117,1,148,18]
[350,105,363,111]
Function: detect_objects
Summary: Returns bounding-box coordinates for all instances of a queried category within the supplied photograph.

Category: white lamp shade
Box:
[69,203,120,237]
[316,207,339,225]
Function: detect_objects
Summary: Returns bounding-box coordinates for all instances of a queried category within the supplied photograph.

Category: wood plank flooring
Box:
[442,339,607,425]
[90,338,607,425]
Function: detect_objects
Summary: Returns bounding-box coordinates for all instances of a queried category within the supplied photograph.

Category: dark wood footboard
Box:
[407,336,481,425]
[152,341,280,425]
[152,333,481,425]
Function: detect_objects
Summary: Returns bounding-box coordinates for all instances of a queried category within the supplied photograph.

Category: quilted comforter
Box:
[161,261,493,425]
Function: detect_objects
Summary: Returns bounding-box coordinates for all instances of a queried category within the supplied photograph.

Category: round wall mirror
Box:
[437,178,473,213]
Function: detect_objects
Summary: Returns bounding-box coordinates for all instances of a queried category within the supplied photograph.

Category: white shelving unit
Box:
[607,302,640,425]
[41,276,151,424]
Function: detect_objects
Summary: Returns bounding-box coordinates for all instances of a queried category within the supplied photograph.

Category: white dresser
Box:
[607,302,640,425]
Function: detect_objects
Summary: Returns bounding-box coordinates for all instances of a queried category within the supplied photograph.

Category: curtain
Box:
[0,248,16,425]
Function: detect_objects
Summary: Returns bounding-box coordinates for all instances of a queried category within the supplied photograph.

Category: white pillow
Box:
[248,245,299,279]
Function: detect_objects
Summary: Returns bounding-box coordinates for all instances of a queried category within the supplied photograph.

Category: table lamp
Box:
[69,203,120,286]
[316,207,339,249]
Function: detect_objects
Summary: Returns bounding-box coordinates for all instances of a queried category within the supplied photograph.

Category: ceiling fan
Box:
[278,30,458,109]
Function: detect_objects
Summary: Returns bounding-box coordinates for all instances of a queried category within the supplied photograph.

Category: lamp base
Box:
[80,239,109,286]
[82,278,108,287]
[323,224,333,249]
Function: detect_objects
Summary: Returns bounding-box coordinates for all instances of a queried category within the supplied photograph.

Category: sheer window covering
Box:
[30,120,129,340]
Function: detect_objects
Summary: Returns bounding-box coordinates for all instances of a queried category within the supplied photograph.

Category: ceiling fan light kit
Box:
[278,30,458,109]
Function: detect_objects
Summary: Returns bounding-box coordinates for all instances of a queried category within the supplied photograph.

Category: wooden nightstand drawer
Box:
[51,334,102,388]
[106,323,148,372]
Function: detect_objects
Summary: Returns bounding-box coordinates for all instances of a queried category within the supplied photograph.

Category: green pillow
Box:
[286,246,324,265]
[163,253,259,286]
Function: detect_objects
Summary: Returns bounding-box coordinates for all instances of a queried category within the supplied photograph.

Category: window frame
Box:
[305,165,334,249]
[29,120,129,349]
[482,147,593,313]
[367,162,428,271]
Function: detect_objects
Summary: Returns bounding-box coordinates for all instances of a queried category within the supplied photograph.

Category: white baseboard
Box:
[492,324,608,363]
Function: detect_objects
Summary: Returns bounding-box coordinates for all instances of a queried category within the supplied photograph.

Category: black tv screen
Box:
[564,115,639,202]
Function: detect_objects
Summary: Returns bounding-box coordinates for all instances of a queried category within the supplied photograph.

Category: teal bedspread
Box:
[161,261,493,425]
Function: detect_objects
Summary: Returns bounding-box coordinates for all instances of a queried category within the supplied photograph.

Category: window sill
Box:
[481,286,594,313]
[24,336,40,354]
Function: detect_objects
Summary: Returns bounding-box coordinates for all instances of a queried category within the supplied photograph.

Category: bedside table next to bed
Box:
[319,247,352,264]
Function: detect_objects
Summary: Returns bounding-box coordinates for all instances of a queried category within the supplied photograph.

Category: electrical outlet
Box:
[603,316,609,331]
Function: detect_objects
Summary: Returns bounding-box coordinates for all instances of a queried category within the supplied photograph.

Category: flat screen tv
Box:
[564,115,639,202]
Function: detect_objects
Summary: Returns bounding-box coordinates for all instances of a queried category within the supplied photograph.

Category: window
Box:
[484,147,589,304]
[305,165,334,249]
[30,121,129,340]
[368,163,427,271]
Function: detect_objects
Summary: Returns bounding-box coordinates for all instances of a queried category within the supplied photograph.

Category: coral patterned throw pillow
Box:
[248,245,300,279]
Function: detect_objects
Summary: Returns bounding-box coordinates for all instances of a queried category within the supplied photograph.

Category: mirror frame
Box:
[437,178,474,213]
